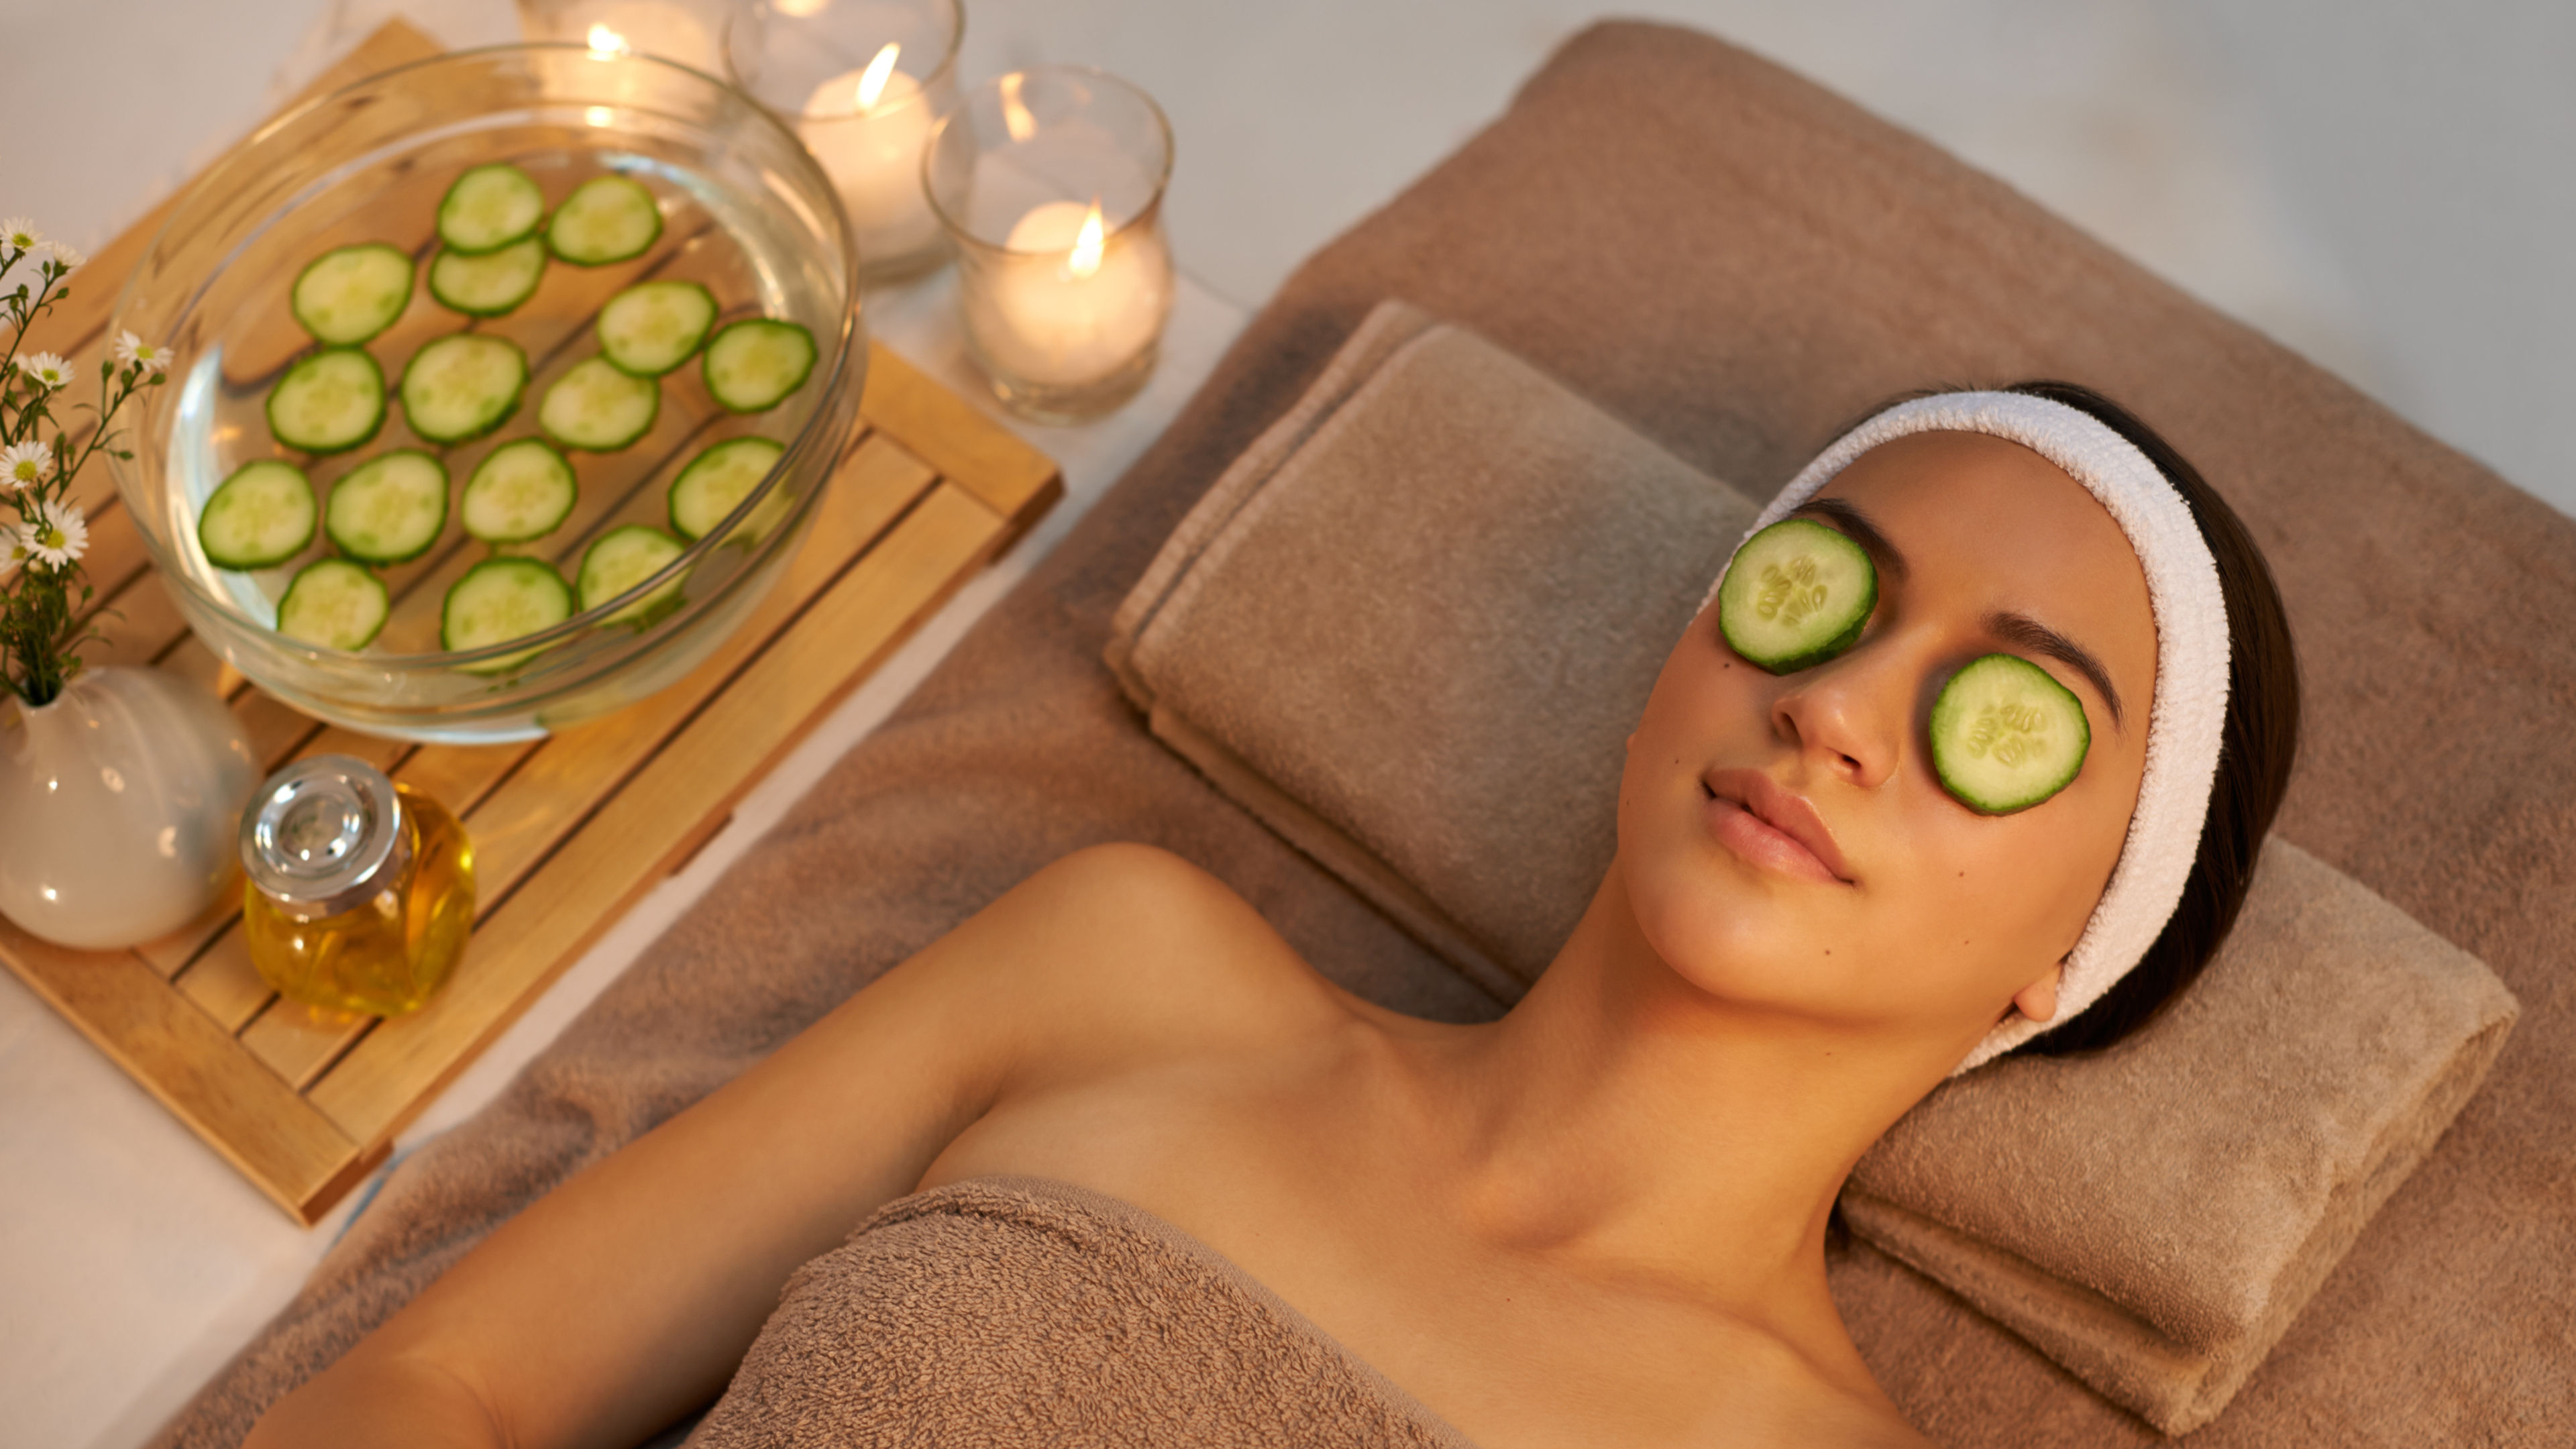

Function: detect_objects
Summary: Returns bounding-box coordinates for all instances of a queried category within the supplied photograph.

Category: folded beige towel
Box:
[1106,301,2520,1432]
[688,1176,1477,1448]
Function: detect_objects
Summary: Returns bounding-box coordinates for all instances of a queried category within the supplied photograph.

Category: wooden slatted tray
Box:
[0,21,1060,1223]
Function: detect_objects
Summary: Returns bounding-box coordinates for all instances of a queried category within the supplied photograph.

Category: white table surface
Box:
[0,36,1248,1437]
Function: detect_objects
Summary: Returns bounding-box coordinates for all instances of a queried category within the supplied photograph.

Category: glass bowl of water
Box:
[108,43,863,743]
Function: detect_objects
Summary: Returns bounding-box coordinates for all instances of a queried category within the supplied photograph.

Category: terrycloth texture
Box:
[1843,840,2520,1431]
[1103,307,2520,1430]
[1110,301,1749,996]
[154,21,2576,1449]
[684,1176,1477,1448]
[1735,391,2237,1073]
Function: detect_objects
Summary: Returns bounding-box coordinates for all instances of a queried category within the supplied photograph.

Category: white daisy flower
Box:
[0,217,42,254]
[42,239,84,272]
[0,439,50,492]
[113,330,170,376]
[22,501,87,568]
[14,352,72,390]
[0,525,25,583]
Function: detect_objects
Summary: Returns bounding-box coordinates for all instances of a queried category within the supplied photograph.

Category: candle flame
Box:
[776,0,826,13]
[1067,201,1106,279]
[1001,72,1037,142]
[586,23,631,55]
[855,42,902,111]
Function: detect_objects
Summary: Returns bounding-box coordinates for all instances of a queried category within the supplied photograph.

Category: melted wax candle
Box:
[985,200,1167,388]
[800,44,938,264]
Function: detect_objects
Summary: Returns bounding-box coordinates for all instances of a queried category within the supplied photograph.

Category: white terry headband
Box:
[1719,390,2232,1075]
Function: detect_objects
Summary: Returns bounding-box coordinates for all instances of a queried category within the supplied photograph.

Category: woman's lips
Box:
[1701,769,1854,885]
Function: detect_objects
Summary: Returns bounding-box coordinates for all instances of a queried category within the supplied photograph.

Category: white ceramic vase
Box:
[0,666,261,951]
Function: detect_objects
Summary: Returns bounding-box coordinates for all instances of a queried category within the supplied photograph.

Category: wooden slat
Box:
[313,482,1009,1140]
[859,345,1062,526]
[0,919,368,1220]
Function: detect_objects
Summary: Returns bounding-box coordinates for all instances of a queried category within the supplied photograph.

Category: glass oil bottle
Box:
[238,754,475,1016]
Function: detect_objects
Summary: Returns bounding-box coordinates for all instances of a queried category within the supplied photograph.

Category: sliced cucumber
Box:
[428,237,546,317]
[442,555,573,672]
[267,348,386,455]
[1717,518,1877,673]
[701,319,816,413]
[276,557,390,651]
[198,460,316,571]
[597,280,717,377]
[1931,653,2091,815]
[539,357,659,451]
[437,164,545,255]
[290,243,415,345]
[546,175,661,266]
[577,524,688,626]
[668,437,786,542]
[325,449,449,564]
[460,437,578,543]
[400,333,529,445]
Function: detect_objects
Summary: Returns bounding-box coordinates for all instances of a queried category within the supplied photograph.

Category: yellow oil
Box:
[244,784,476,1016]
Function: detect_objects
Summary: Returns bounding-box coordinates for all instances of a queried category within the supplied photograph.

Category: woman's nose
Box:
[1770,655,1902,789]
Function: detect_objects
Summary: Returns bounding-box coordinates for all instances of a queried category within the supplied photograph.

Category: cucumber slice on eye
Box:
[400,333,529,445]
[268,347,386,455]
[597,280,718,377]
[290,243,415,345]
[325,449,449,564]
[1931,653,2091,815]
[1717,518,1878,673]
[438,164,545,256]
[428,237,547,317]
[577,523,688,626]
[441,555,574,672]
[198,460,317,571]
[460,437,579,544]
[539,356,660,451]
[546,175,662,266]
[276,557,390,651]
[667,436,786,542]
[700,319,816,413]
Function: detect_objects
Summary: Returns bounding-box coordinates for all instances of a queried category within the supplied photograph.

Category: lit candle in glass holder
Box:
[521,0,724,70]
[926,66,1177,421]
[726,0,959,282]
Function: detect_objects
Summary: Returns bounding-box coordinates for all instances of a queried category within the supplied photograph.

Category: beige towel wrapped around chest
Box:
[686,1176,1478,1449]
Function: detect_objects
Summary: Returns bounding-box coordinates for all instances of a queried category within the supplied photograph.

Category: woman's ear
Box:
[2011,963,2063,1025]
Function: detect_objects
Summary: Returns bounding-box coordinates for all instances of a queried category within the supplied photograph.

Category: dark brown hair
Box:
[1994,381,2302,1055]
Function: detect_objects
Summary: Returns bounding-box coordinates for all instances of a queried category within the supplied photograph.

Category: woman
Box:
[248,382,2298,1448]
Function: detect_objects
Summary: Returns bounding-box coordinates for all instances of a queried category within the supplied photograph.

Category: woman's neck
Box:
[1420,862,1953,1331]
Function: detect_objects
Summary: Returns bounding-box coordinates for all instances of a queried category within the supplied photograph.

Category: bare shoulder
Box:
[938,843,1357,1085]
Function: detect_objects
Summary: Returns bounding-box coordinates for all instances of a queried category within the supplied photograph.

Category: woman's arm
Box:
[243,845,1199,1449]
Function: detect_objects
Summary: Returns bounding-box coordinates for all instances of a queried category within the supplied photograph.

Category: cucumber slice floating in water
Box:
[268,347,386,455]
[1930,653,2091,815]
[701,319,816,413]
[539,356,659,451]
[400,333,529,445]
[546,175,661,266]
[276,557,390,651]
[428,237,546,317]
[290,243,415,345]
[442,555,574,672]
[667,436,786,542]
[460,437,578,543]
[437,164,545,255]
[198,460,317,571]
[597,280,717,377]
[577,523,687,626]
[1717,518,1878,673]
[325,449,449,564]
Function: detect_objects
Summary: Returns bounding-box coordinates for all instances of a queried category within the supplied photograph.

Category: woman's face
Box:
[1616,430,2159,1058]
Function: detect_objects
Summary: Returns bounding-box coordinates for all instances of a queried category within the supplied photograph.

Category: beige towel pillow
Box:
[1106,301,2520,1434]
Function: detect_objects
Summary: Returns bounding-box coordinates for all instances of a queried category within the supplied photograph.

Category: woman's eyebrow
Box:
[1986,610,2126,731]
[1789,496,1908,582]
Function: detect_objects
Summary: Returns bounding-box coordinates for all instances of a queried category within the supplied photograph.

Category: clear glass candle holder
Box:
[727,0,962,283]
[521,0,733,72]
[925,65,1176,422]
